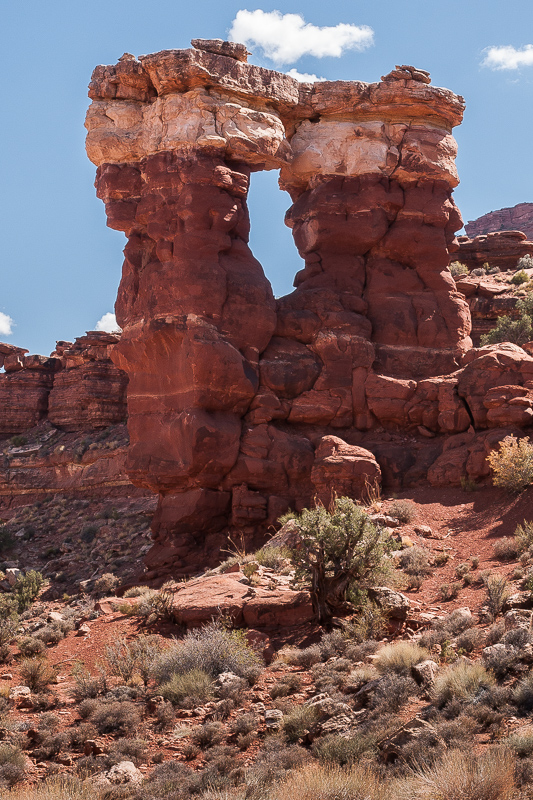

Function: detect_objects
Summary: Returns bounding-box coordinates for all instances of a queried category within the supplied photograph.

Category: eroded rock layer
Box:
[0,332,127,434]
[465,202,533,241]
[86,45,533,578]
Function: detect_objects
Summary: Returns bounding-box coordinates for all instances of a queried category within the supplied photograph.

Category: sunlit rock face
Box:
[89,45,533,580]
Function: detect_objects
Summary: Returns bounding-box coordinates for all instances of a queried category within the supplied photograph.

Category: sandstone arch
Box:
[86,42,475,577]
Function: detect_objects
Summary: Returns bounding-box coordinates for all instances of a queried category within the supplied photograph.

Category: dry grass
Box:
[6,776,94,800]
[396,747,515,800]
[434,661,494,707]
[272,764,388,800]
[374,641,429,676]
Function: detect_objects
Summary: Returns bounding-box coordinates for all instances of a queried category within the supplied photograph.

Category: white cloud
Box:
[482,44,533,70]
[229,9,374,64]
[285,68,326,82]
[0,313,14,337]
[95,312,121,333]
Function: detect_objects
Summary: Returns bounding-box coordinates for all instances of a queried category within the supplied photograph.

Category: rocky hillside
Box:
[466,202,533,240]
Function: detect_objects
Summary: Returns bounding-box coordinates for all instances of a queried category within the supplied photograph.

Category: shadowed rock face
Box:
[85,45,533,578]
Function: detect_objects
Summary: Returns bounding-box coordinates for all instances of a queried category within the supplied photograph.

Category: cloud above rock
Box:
[95,312,121,333]
[285,68,326,82]
[482,44,533,70]
[229,10,374,64]
[0,313,14,337]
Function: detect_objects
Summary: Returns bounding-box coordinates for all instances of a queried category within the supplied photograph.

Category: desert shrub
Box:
[439,582,461,602]
[400,546,431,580]
[71,663,103,701]
[515,520,533,553]
[231,712,257,737]
[388,499,417,523]
[311,733,378,766]
[34,731,69,760]
[6,776,93,800]
[68,723,98,750]
[518,255,533,271]
[482,313,533,346]
[505,732,533,758]
[0,744,27,787]
[279,644,322,669]
[439,609,475,636]
[318,629,348,660]
[18,635,45,658]
[20,657,56,692]
[511,268,530,285]
[284,497,393,623]
[283,704,319,742]
[108,737,147,766]
[159,669,213,708]
[396,746,515,800]
[270,673,302,699]
[487,434,533,493]
[485,573,510,619]
[248,735,309,792]
[191,721,225,749]
[271,764,387,800]
[483,645,517,679]
[503,627,531,649]
[254,546,291,569]
[154,700,175,731]
[93,572,118,595]
[131,635,162,686]
[91,700,140,735]
[493,538,519,561]
[0,526,14,554]
[345,601,387,643]
[105,638,138,683]
[513,672,533,714]
[123,585,151,598]
[374,641,429,675]
[13,570,43,612]
[37,620,73,645]
[456,627,483,653]
[434,661,494,707]
[154,620,262,684]
[449,261,469,277]
[370,673,417,712]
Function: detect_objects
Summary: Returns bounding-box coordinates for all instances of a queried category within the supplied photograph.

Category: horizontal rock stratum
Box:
[85,41,533,578]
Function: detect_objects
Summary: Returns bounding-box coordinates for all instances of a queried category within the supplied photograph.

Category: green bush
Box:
[511,269,530,285]
[449,261,469,277]
[487,435,533,493]
[284,497,393,623]
[13,570,43,612]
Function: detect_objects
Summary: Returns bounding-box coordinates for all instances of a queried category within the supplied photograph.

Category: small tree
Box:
[487,435,533,493]
[481,295,533,347]
[284,497,392,624]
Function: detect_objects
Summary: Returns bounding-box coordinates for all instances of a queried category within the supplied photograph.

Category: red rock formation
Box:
[456,231,533,272]
[465,203,533,241]
[0,332,127,435]
[85,42,533,578]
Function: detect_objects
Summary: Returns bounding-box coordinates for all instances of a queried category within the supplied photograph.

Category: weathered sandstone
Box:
[456,231,533,272]
[466,202,533,241]
[84,41,533,578]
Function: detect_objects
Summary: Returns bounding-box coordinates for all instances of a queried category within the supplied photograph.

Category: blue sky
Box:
[2,0,533,356]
